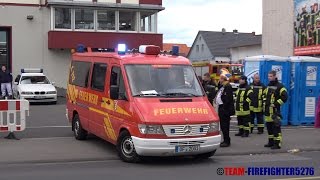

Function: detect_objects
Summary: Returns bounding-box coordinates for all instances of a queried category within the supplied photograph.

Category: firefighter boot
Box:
[264,138,274,147]
[257,127,264,134]
[241,130,249,137]
[235,129,244,136]
[271,140,281,149]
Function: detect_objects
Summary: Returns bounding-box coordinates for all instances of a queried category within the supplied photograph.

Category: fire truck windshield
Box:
[125,65,204,97]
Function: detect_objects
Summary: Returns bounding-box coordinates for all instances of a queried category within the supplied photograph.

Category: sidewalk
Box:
[0,128,319,164]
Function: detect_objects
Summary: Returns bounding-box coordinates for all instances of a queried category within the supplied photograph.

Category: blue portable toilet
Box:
[244,55,291,125]
[289,56,320,126]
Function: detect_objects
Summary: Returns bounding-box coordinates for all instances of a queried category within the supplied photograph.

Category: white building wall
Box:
[188,34,213,62]
[262,0,294,56]
[0,5,70,89]
[230,45,262,63]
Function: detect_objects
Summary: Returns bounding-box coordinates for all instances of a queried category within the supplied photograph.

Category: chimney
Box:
[222,28,226,34]
[252,31,256,36]
[233,29,238,34]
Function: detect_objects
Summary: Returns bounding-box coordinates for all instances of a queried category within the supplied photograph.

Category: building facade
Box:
[188,30,261,63]
[0,0,164,89]
[262,0,294,56]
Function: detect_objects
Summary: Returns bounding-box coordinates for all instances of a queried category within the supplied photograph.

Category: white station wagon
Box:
[13,69,57,103]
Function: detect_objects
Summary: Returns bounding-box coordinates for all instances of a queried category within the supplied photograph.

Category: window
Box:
[69,61,91,87]
[201,44,204,52]
[196,45,199,52]
[20,76,50,84]
[75,9,94,30]
[97,10,116,31]
[140,11,157,32]
[55,8,71,29]
[119,11,137,31]
[91,63,107,91]
[110,67,126,100]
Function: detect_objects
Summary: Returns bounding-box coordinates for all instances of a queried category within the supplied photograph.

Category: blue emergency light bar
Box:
[118,44,127,55]
[21,68,43,73]
[172,45,179,56]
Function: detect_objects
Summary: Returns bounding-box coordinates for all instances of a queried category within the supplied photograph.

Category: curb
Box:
[215,147,320,156]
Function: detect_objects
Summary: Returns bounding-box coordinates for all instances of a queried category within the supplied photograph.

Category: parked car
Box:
[13,68,57,104]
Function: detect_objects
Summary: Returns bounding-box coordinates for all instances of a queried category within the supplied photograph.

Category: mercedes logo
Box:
[183,125,192,135]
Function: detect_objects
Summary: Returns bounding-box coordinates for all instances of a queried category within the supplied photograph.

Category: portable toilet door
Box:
[245,55,290,125]
[244,55,267,83]
[262,57,291,126]
[290,56,320,126]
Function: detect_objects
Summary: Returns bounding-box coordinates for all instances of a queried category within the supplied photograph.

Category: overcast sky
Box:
[158,0,262,46]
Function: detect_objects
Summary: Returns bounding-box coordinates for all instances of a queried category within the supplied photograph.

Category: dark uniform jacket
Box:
[218,82,235,117]
[263,79,288,122]
[235,83,253,116]
[250,82,266,112]
[0,70,12,83]
[202,80,217,105]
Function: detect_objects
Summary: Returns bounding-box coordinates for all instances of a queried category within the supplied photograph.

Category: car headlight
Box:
[21,91,33,95]
[207,122,220,133]
[46,91,57,94]
[138,124,165,135]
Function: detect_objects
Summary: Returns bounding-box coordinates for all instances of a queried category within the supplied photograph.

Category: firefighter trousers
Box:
[251,112,264,131]
[219,106,230,144]
[266,121,282,147]
[237,115,251,135]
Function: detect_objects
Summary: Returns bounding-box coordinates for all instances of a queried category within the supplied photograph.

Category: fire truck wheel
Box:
[73,114,87,140]
[193,150,216,160]
[117,130,141,163]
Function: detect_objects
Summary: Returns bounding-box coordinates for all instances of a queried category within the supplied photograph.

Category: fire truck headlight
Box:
[207,122,220,133]
[138,124,165,135]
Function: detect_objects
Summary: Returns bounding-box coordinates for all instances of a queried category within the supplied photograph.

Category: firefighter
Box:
[202,73,218,105]
[263,71,288,150]
[235,75,253,137]
[250,74,266,134]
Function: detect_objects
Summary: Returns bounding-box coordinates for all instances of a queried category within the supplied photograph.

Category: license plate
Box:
[34,96,45,99]
[175,145,200,153]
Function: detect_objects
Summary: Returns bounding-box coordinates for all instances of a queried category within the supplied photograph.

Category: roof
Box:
[163,43,190,57]
[73,52,191,65]
[245,55,289,62]
[229,35,262,48]
[193,31,261,57]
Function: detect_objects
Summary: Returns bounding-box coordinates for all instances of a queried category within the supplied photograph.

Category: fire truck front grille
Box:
[162,124,209,137]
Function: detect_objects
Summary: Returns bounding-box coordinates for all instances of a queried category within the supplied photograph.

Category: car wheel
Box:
[193,150,216,160]
[117,130,141,163]
[73,114,87,140]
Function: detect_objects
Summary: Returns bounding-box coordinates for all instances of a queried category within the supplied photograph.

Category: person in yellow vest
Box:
[263,71,288,149]
[250,74,266,134]
[235,75,253,137]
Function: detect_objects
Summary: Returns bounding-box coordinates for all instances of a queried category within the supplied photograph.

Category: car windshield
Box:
[125,64,204,97]
[20,76,50,84]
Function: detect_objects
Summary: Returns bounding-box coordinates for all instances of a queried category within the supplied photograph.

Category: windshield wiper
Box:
[161,92,202,97]
[133,93,161,97]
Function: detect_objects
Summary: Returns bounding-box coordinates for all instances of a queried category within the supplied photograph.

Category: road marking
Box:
[271,177,320,180]
[26,126,71,129]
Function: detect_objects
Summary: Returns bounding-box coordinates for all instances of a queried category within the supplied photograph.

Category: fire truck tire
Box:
[193,149,216,159]
[73,114,87,140]
[117,130,141,163]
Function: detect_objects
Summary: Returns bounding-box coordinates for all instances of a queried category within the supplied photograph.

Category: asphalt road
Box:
[0,151,319,180]
[0,97,73,139]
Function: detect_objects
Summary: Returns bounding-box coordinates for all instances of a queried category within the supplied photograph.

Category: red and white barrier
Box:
[0,100,29,135]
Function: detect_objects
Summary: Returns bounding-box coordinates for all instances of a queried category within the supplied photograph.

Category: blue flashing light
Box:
[118,44,126,55]
[172,45,179,56]
[76,44,85,53]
